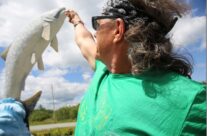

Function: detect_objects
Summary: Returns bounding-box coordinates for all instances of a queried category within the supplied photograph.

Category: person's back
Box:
[75,60,206,136]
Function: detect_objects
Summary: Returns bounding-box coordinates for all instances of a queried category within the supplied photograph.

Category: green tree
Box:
[55,107,70,121]
[55,105,79,121]
[69,106,79,119]
[29,109,52,122]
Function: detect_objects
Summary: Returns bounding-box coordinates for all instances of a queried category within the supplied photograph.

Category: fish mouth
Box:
[54,7,66,19]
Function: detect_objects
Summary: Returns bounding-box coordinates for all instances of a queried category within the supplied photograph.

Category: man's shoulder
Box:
[139,70,205,95]
[166,72,205,93]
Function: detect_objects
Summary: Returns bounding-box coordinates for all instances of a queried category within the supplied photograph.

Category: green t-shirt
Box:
[75,60,206,136]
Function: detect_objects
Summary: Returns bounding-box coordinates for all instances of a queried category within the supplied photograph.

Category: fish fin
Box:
[50,36,58,52]
[31,53,36,65]
[22,90,42,114]
[1,45,11,61]
[37,56,44,70]
[42,22,51,41]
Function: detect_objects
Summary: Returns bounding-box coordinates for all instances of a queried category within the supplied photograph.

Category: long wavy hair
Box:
[125,0,193,77]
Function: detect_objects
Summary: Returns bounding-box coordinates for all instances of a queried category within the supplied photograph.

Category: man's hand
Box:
[65,10,83,26]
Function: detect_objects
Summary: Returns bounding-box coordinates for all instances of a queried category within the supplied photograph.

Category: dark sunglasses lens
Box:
[92,17,98,30]
[92,16,119,30]
[94,21,99,30]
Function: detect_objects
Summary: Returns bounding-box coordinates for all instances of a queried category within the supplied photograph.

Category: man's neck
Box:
[105,43,132,74]
[109,57,131,74]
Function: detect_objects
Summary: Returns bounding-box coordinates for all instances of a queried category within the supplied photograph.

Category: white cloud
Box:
[82,72,93,82]
[170,15,206,48]
[20,69,89,109]
[40,68,68,78]
[0,66,89,109]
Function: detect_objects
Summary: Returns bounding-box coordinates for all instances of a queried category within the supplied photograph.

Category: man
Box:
[65,0,206,135]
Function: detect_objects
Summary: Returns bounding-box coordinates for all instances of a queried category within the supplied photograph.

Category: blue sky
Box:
[0,0,206,108]
[186,0,206,81]
[191,0,206,16]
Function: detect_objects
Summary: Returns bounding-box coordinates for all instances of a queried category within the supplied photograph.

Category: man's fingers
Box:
[65,10,70,16]
[65,10,72,22]
[64,10,80,23]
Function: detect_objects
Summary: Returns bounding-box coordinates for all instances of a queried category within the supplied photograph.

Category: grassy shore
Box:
[31,127,75,136]
[30,118,76,125]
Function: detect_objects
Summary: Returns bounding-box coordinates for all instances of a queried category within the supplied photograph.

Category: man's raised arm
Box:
[65,10,97,70]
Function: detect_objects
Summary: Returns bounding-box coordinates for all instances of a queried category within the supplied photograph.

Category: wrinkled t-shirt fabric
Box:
[75,60,206,136]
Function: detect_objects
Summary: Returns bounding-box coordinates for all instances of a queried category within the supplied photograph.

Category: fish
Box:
[1,7,66,100]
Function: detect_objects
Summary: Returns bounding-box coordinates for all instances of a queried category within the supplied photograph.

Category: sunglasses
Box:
[92,15,124,30]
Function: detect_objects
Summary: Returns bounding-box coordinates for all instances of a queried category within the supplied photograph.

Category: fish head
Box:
[41,7,66,37]
[42,7,66,22]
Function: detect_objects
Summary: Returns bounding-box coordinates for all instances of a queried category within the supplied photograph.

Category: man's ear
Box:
[113,18,125,43]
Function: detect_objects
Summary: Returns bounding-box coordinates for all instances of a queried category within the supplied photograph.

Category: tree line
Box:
[29,104,79,123]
